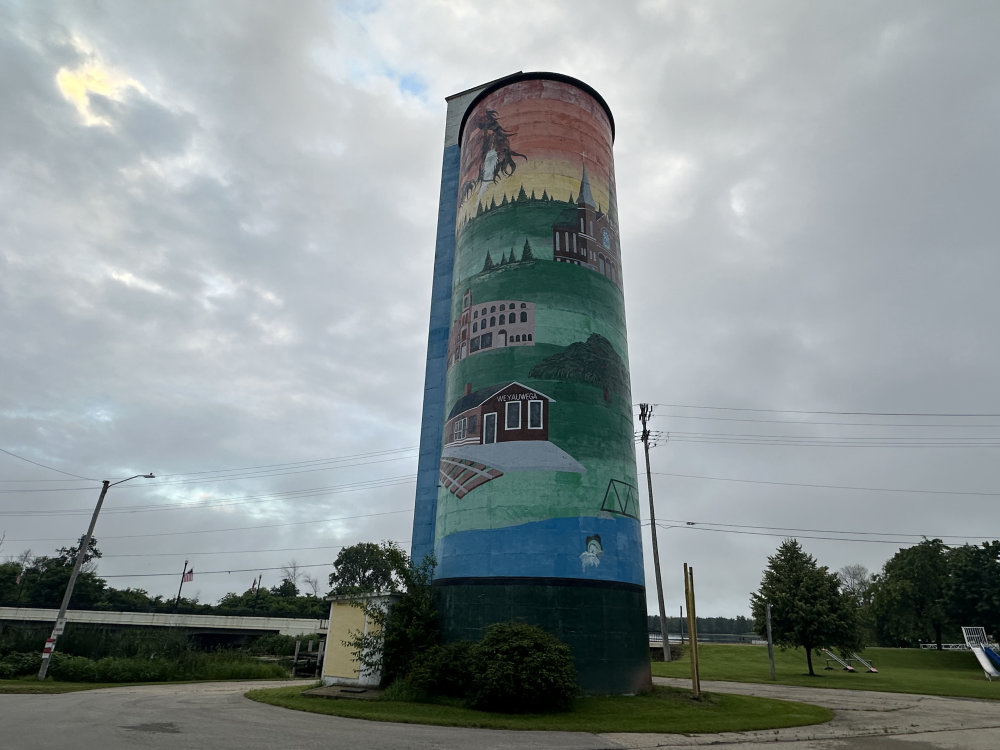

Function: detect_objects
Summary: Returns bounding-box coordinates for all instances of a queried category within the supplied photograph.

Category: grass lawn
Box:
[0,679,139,694]
[246,684,831,733]
[654,644,1000,701]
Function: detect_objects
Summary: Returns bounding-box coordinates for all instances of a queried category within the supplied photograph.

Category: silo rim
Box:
[456,71,615,144]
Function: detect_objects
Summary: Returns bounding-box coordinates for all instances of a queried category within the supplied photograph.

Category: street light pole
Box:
[37,473,154,680]
[639,403,671,662]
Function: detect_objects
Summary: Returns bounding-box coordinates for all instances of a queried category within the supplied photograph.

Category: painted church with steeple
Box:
[552,165,622,289]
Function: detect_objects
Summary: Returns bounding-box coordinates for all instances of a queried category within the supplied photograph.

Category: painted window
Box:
[490,305,496,313]
[483,413,497,444]
[473,310,478,318]
[454,418,467,441]
[520,311,527,323]
[489,316,496,327]
[527,333,532,341]
[528,400,543,429]
[520,302,526,308]
[470,336,480,353]
[468,415,478,433]
[505,401,521,430]
[499,304,505,311]
[472,322,477,332]
[481,332,492,348]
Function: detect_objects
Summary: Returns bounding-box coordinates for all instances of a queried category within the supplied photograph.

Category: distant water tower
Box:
[413,72,651,693]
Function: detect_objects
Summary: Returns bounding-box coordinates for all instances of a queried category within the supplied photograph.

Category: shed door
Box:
[483,412,497,444]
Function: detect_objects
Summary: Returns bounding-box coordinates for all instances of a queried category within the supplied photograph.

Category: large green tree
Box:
[334,543,440,686]
[328,540,408,594]
[870,539,950,648]
[945,541,1000,639]
[750,539,858,676]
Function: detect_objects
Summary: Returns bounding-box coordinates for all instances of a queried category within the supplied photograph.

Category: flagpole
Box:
[175,559,189,609]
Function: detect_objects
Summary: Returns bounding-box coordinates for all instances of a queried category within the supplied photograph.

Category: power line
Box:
[667,519,987,540]
[101,543,352,559]
[656,522,976,546]
[652,471,1000,498]
[5,507,414,543]
[0,447,95,481]
[637,430,1000,448]
[649,413,1000,428]
[0,475,417,516]
[641,404,1000,418]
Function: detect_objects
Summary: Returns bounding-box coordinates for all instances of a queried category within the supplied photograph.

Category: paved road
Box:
[1,678,998,749]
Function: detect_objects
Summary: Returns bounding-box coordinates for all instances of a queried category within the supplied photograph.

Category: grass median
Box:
[245,683,831,733]
[655,644,999,700]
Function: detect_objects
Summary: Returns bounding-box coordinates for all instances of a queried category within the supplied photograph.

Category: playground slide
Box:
[851,652,878,673]
[970,647,1000,679]
[984,646,1000,672]
[821,648,856,672]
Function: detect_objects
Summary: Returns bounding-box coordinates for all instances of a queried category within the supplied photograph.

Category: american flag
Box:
[182,567,194,583]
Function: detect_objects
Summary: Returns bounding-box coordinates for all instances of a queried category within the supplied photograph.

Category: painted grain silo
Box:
[413,72,650,694]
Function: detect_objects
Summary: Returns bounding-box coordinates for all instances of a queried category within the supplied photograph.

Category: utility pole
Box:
[640,403,671,662]
[766,602,776,680]
[38,473,154,680]
[174,559,190,609]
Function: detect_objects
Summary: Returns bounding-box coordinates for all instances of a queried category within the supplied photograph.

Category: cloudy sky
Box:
[2,0,998,619]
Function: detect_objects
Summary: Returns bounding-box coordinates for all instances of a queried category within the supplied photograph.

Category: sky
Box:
[2,0,999,620]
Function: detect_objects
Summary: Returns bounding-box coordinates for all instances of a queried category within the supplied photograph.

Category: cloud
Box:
[1,1,998,617]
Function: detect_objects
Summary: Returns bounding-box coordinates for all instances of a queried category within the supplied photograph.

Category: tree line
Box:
[0,537,327,619]
[647,614,754,635]
[750,538,1000,675]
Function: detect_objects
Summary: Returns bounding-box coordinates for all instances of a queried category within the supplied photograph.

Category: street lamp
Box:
[37,473,155,680]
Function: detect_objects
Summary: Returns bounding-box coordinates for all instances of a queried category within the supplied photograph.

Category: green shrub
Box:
[93,656,170,682]
[48,653,98,681]
[469,623,577,713]
[0,651,41,678]
[405,641,474,699]
[246,633,298,656]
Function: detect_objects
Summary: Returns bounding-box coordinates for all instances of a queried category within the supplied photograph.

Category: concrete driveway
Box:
[612,677,1000,748]
[1,677,997,749]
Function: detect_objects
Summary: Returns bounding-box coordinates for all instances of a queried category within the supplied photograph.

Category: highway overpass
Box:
[0,606,327,638]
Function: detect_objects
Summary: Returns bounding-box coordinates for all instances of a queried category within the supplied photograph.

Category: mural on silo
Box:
[435,78,642,593]
[423,74,651,694]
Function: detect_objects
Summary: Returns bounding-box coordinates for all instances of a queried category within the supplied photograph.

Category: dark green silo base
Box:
[434,577,653,695]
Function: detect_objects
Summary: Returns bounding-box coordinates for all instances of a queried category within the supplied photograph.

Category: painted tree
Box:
[750,539,858,675]
[521,238,534,261]
[482,251,494,272]
[870,539,950,649]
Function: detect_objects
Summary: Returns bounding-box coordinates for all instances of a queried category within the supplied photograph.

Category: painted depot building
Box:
[447,289,536,367]
[444,381,551,448]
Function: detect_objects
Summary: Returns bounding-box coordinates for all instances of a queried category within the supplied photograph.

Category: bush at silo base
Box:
[469,623,577,713]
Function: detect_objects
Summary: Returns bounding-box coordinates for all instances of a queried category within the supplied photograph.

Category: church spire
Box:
[577,163,596,208]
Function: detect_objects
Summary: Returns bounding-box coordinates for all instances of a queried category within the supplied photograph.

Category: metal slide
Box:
[851,652,879,673]
[970,647,1000,680]
[821,648,856,672]
[962,626,1000,680]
